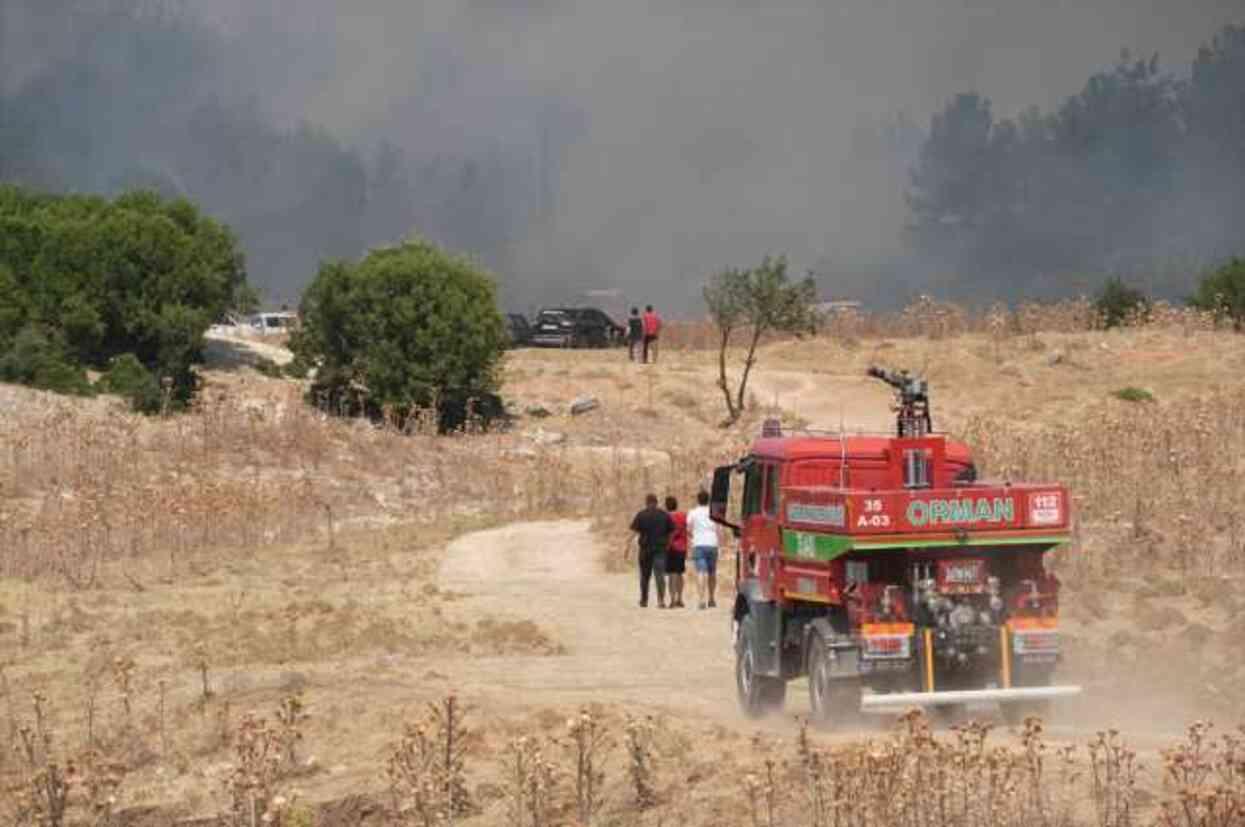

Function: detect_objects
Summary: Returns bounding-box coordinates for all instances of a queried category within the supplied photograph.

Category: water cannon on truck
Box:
[708,367,1080,724]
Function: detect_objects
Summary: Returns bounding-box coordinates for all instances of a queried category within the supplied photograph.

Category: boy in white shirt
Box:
[685,490,722,609]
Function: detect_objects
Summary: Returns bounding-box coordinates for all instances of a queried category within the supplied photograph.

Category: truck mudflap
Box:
[859,684,1082,710]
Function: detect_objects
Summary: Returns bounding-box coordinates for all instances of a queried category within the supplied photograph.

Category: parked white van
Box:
[249,312,299,335]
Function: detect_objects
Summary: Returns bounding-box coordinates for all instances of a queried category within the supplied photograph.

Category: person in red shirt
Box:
[641,305,662,364]
[664,495,688,608]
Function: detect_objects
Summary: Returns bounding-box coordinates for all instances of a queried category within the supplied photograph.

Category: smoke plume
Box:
[1,1,1238,312]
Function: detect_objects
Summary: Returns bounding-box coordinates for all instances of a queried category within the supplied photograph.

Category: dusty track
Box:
[748,369,894,432]
[437,520,760,719]
[434,520,1186,752]
[435,520,914,743]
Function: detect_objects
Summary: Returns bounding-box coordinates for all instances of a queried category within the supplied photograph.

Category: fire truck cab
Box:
[709,369,1080,724]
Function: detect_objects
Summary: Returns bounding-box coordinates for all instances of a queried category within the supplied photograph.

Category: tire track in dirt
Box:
[435,520,809,725]
[433,520,916,746]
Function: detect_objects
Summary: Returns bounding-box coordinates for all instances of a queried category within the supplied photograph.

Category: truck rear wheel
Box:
[736,615,786,718]
[807,633,861,729]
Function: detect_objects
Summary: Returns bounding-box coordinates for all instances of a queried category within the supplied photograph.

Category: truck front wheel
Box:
[807,633,862,729]
[736,615,786,718]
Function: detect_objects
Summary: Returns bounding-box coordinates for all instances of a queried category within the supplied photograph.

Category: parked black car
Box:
[529,307,626,348]
[505,313,533,348]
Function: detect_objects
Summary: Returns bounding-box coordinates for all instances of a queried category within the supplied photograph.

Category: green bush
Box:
[0,263,27,353]
[1190,258,1245,330]
[1093,277,1151,329]
[282,355,312,380]
[0,185,252,409]
[99,353,164,413]
[1112,386,1155,403]
[0,325,94,396]
[252,357,286,379]
[291,237,507,431]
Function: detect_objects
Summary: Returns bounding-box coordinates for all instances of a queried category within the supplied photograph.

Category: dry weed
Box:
[624,714,658,810]
[220,710,298,827]
[387,695,473,825]
[501,736,559,827]
[1157,722,1245,827]
[2,691,127,827]
[560,706,612,825]
[738,710,1155,827]
[960,388,1245,579]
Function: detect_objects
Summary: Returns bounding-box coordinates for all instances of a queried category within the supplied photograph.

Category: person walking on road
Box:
[627,307,644,362]
[664,495,688,608]
[630,493,674,607]
[641,304,662,364]
[686,490,721,609]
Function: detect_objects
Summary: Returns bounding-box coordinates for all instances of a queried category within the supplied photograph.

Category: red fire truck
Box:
[709,368,1080,723]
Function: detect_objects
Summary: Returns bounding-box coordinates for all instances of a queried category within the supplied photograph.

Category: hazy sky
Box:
[4,1,1239,310]
[269,0,1236,308]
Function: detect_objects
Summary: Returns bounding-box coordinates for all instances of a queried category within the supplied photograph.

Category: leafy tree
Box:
[292,237,507,430]
[98,353,163,413]
[1,0,549,305]
[0,324,93,396]
[904,37,1232,298]
[1187,26,1245,173]
[0,185,251,406]
[907,93,997,246]
[1049,52,1182,265]
[1181,25,1245,262]
[231,283,263,318]
[1190,258,1245,331]
[1094,277,1151,329]
[0,263,28,352]
[704,255,817,425]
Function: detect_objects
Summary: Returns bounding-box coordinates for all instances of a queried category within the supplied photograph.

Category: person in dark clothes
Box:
[630,493,675,607]
[664,495,688,608]
[627,307,644,362]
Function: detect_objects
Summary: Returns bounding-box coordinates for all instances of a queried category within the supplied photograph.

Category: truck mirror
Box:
[710,464,741,533]
[710,466,731,519]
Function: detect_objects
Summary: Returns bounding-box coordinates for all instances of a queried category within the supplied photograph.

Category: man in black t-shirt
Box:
[627,307,644,362]
[630,493,675,607]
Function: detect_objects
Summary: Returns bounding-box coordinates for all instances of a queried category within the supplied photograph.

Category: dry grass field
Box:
[2,302,1245,825]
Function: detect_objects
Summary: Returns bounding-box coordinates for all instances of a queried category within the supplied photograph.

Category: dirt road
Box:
[748,369,894,432]
[435,520,1191,752]
[437,520,821,729]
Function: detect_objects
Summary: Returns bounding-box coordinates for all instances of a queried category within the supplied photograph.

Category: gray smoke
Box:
[1,1,1237,312]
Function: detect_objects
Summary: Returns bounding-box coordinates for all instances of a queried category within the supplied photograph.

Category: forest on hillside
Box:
[0,1,571,306]
[906,25,1245,300]
[2,3,1242,308]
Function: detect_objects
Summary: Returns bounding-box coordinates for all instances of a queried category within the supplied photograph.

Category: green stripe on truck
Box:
[782,529,1070,560]
[781,530,853,561]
